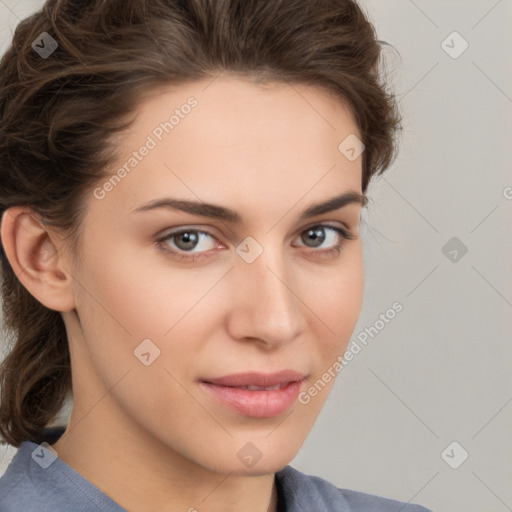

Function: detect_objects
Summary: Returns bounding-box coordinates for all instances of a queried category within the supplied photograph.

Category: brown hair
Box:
[0,0,401,447]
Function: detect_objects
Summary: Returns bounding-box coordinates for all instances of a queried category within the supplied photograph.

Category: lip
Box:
[200,370,306,418]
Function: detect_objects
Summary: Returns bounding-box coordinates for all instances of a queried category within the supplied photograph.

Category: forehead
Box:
[129,74,359,142]
[93,75,363,220]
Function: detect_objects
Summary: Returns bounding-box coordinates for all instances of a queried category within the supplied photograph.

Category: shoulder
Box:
[0,442,36,511]
[0,432,125,512]
[0,438,68,512]
[275,465,434,512]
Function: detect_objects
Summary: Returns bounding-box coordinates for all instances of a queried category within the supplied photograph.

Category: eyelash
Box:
[155,223,357,263]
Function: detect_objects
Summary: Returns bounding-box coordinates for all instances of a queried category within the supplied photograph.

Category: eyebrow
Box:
[132,190,368,223]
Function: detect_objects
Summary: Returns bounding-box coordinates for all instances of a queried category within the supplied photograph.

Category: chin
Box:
[197,441,301,477]
[231,461,293,477]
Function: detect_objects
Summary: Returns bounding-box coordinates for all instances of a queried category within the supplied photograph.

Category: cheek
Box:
[76,238,215,336]
[324,269,364,316]
[72,242,223,378]
[309,249,364,352]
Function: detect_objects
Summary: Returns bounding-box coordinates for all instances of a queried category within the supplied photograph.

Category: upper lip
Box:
[202,370,306,387]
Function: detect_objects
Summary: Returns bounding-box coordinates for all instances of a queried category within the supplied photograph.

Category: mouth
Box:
[199,370,306,418]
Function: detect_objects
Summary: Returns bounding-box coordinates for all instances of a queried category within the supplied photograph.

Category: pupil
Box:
[177,231,198,250]
[303,227,325,247]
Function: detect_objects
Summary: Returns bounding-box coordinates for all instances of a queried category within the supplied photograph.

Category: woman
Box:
[0,0,433,510]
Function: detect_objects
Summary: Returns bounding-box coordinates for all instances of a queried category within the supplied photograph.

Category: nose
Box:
[225,245,307,349]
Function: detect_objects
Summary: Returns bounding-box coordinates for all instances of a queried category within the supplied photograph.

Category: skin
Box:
[1,74,365,512]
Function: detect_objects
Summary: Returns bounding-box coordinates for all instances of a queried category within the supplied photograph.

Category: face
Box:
[62,75,365,476]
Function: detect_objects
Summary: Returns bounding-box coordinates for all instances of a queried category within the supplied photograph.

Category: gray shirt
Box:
[0,427,433,511]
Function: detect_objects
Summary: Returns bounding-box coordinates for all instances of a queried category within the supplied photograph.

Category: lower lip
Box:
[200,380,303,418]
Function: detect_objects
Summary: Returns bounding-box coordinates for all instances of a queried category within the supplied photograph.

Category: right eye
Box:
[156,228,222,262]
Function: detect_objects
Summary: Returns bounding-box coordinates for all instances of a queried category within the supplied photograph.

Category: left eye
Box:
[156,224,355,261]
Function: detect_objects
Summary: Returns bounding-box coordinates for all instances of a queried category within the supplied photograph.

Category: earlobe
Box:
[0,207,76,312]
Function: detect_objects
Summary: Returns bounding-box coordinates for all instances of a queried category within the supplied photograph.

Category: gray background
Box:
[0,1,511,511]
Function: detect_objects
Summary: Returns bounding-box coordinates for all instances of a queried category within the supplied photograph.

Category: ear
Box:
[0,207,76,312]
